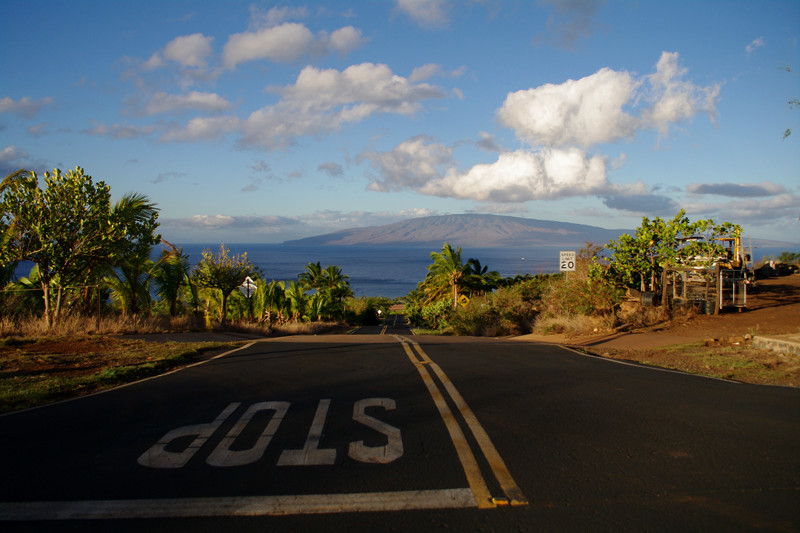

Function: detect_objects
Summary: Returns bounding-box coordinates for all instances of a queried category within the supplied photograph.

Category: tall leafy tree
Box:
[0,167,153,327]
[192,244,260,325]
[298,261,325,291]
[422,243,471,309]
[465,258,501,296]
[284,280,308,322]
[103,193,161,316]
[152,242,191,317]
[253,279,286,323]
[322,264,353,302]
[603,210,740,292]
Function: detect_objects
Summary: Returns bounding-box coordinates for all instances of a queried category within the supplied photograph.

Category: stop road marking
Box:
[138,398,403,469]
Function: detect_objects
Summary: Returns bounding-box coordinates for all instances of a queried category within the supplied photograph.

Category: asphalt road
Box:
[1,330,798,532]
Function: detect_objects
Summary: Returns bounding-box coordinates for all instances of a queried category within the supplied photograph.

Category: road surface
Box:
[1,331,798,531]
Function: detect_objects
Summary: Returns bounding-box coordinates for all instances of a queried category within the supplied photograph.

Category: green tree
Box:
[465,258,501,296]
[102,193,161,316]
[152,242,192,317]
[420,243,471,309]
[602,210,739,293]
[322,264,353,302]
[192,244,260,325]
[298,261,325,291]
[0,167,151,327]
[284,280,308,321]
[253,279,286,323]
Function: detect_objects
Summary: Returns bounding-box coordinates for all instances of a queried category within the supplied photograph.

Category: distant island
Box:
[283,214,629,248]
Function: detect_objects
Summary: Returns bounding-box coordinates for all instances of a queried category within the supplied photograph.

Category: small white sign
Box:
[559,251,576,272]
[239,276,257,298]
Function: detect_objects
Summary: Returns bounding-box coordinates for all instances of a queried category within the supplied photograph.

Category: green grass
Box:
[0,339,238,414]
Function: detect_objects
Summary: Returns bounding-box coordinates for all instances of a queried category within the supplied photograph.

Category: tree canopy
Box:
[0,167,159,326]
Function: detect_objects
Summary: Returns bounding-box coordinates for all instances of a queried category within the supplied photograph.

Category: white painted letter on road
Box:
[206,401,290,467]
[137,403,240,469]
[349,398,403,464]
[277,399,338,466]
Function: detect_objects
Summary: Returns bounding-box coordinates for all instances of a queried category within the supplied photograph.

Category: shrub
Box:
[448,276,552,336]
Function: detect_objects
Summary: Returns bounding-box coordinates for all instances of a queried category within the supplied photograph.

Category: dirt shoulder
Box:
[515,274,800,387]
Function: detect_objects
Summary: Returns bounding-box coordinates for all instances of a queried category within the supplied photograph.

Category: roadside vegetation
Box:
[2,167,799,412]
[0,337,237,414]
[1,166,396,338]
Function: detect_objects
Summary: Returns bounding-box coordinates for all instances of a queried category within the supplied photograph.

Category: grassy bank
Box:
[580,340,800,388]
[0,337,237,414]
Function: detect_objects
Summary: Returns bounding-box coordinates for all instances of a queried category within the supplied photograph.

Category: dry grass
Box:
[0,314,202,338]
[592,341,800,387]
[0,337,237,413]
[533,313,618,337]
[0,314,349,340]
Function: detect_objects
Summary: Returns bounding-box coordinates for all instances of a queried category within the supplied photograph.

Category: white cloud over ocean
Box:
[364,51,722,214]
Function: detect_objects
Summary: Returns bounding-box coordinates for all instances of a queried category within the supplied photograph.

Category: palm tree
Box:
[152,241,191,317]
[423,243,471,309]
[466,258,501,296]
[307,291,331,321]
[103,193,161,316]
[104,247,154,316]
[298,261,325,291]
[284,280,308,322]
[253,279,286,324]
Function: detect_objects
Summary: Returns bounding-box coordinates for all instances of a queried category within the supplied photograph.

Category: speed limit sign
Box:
[559,251,576,272]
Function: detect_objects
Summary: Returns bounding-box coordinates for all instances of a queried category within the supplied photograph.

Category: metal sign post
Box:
[239,276,257,323]
[560,251,576,281]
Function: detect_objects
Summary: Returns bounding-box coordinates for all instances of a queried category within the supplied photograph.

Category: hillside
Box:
[283,214,627,248]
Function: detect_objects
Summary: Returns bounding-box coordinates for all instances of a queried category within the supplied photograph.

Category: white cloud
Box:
[249,5,309,28]
[746,37,765,56]
[327,26,369,55]
[222,22,366,69]
[240,63,445,149]
[145,33,214,70]
[0,145,27,162]
[164,214,298,232]
[422,148,610,202]
[223,22,314,67]
[641,51,719,138]
[160,209,443,241]
[362,137,612,202]
[361,135,454,192]
[684,193,800,229]
[409,63,443,82]
[497,51,719,147]
[82,121,158,139]
[497,67,639,147]
[476,131,502,152]
[142,91,232,116]
[396,0,450,28]
[161,115,240,142]
[0,96,54,119]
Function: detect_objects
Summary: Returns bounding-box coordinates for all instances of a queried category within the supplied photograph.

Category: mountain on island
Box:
[283,214,628,248]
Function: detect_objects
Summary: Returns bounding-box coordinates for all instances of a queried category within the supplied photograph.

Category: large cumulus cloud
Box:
[365,51,721,211]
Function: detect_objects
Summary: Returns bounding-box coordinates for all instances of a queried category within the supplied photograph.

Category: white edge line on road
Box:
[558,344,743,384]
[0,342,257,418]
[0,489,476,521]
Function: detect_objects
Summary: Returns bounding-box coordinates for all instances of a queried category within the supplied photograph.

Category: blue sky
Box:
[2,0,798,244]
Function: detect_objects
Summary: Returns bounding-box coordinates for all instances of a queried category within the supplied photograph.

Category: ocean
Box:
[177,244,566,298]
[175,243,795,299]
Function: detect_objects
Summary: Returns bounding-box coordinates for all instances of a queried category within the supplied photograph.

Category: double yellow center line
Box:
[394,336,528,509]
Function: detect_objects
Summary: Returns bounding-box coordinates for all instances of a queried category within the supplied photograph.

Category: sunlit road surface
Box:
[1,334,798,531]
